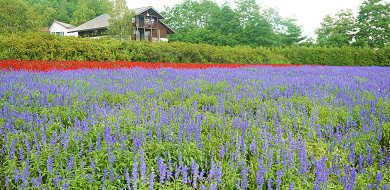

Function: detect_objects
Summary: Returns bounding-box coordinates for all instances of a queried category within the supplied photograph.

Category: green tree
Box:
[26,3,44,32]
[355,0,390,48]
[42,7,57,27]
[234,0,276,47]
[0,0,29,33]
[263,7,306,47]
[315,9,357,47]
[107,0,135,40]
[71,0,113,26]
[71,2,96,26]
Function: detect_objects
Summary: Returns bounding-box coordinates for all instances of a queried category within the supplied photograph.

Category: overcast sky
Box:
[126,0,371,39]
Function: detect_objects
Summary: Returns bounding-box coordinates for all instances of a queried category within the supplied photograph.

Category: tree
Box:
[71,0,113,26]
[263,7,306,47]
[107,0,135,40]
[42,7,57,27]
[315,9,357,47]
[355,0,390,48]
[71,2,96,26]
[26,4,44,32]
[0,0,29,33]
[234,0,277,47]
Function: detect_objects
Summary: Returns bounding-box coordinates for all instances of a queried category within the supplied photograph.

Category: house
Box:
[68,6,176,42]
[49,21,78,37]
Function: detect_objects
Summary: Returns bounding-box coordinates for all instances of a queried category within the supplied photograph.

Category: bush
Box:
[0,32,389,66]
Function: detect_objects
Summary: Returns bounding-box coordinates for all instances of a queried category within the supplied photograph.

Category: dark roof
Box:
[132,6,165,19]
[50,20,76,30]
[68,14,110,33]
[159,20,176,34]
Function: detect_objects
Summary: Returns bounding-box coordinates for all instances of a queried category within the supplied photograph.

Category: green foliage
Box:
[0,0,29,33]
[1,32,390,66]
[315,9,357,47]
[162,0,306,48]
[107,0,135,41]
[355,0,390,48]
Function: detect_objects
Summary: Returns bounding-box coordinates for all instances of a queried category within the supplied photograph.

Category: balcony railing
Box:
[134,16,158,29]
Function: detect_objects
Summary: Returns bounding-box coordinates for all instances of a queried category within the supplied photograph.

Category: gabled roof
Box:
[68,14,110,33]
[49,20,76,30]
[159,20,176,34]
[132,6,165,19]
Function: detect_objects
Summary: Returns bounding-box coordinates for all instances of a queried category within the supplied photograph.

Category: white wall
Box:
[49,22,78,37]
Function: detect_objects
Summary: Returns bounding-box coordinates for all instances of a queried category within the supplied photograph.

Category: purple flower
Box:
[132,156,138,189]
[219,144,225,160]
[47,155,53,173]
[19,146,24,161]
[5,175,9,188]
[289,182,294,190]
[10,139,16,159]
[191,160,199,185]
[88,173,93,182]
[345,167,357,190]
[110,164,115,182]
[96,132,101,151]
[256,156,266,189]
[149,171,155,190]
[62,179,69,190]
[140,148,147,180]
[268,177,273,190]
[275,169,285,189]
[182,164,189,184]
[14,168,19,183]
[103,166,108,182]
[53,173,60,187]
[124,166,131,189]
[66,154,74,173]
[376,171,383,190]
[297,140,309,176]
[91,158,96,174]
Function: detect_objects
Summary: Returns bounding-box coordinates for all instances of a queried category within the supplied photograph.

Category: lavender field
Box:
[0,66,389,189]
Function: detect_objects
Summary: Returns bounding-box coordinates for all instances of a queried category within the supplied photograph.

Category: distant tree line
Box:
[0,0,389,49]
[162,0,390,48]
[162,0,306,48]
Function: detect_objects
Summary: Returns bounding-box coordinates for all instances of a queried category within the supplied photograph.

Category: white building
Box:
[49,21,78,37]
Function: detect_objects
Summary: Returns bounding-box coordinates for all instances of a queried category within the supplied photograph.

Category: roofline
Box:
[68,27,107,33]
[133,6,166,19]
[159,20,176,34]
[49,20,76,30]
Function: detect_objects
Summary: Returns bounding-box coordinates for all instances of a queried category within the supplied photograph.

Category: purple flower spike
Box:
[132,156,138,189]
[149,171,155,190]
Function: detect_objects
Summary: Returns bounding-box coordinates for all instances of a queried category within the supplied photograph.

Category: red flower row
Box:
[0,60,311,71]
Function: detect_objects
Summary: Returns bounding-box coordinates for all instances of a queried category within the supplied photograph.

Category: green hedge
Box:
[0,32,389,66]
[273,45,390,66]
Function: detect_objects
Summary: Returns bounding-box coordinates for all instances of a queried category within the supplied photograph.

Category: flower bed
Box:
[0,65,389,189]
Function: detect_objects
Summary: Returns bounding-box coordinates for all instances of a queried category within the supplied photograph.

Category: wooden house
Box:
[68,6,175,42]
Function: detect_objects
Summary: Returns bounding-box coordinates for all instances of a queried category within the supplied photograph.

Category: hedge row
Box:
[0,32,389,66]
[274,45,390,66]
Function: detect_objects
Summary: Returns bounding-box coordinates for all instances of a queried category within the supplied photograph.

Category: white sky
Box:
[126,0,375,39]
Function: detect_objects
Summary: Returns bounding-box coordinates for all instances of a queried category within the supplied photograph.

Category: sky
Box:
[126,0,369,39]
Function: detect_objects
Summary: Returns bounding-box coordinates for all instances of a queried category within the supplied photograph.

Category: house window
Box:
[59,32,64,36]
[92,30,97,36]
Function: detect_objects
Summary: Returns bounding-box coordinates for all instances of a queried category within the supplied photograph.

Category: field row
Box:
[0,60,316,72]
[0,65,389,189]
